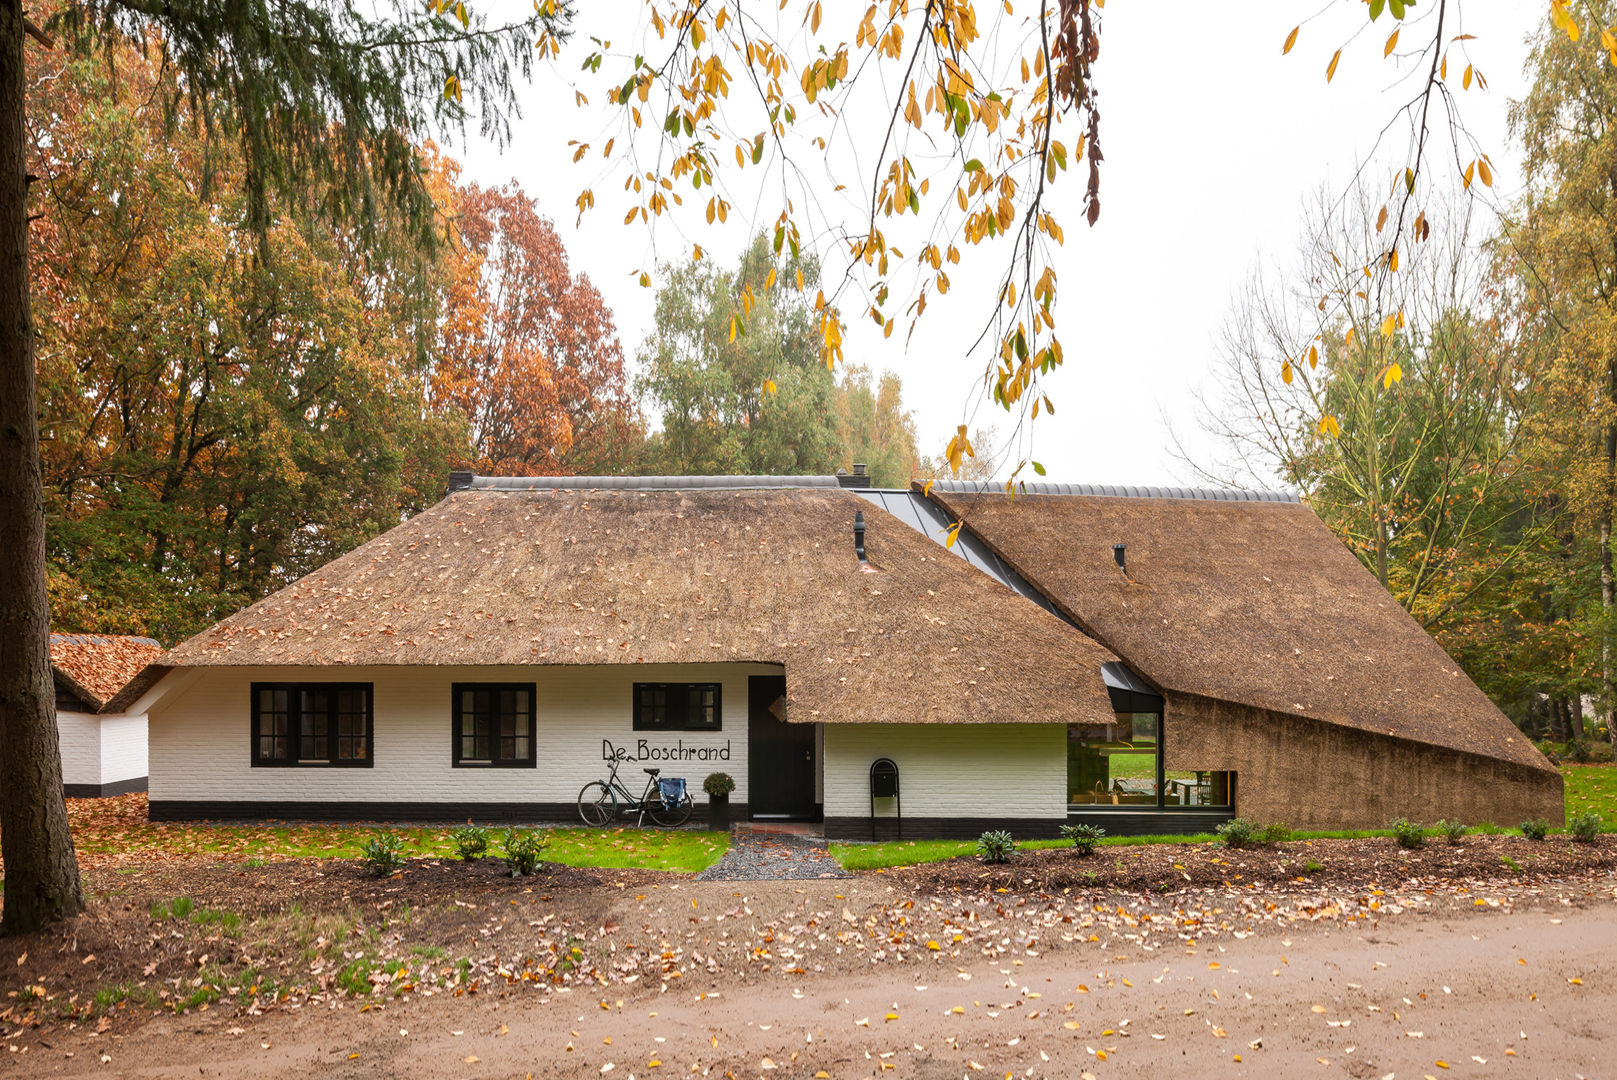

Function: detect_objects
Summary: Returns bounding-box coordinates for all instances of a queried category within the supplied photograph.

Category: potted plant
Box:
[703,772,735,831]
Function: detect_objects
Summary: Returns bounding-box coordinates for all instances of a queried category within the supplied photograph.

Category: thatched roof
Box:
[50,633,166,712]
[156,484,1118,726]
[928,485,1551,772]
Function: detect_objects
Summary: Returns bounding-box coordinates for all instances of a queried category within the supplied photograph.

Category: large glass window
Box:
[1067,711,1228,808]
[453,683,536,767]
[633,683,721,731]
[251,683,372,766]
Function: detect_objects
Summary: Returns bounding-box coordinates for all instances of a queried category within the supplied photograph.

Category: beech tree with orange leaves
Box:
[434,167,638,476]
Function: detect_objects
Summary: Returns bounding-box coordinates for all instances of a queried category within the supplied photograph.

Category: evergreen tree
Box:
[0,0,556,936]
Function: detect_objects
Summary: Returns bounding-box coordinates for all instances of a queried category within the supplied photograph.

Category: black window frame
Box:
[633,682,723,732]
[250,682,374,768]
[452,682,538,768]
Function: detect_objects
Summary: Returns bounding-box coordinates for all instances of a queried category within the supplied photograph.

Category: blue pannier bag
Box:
[659,777,686,810]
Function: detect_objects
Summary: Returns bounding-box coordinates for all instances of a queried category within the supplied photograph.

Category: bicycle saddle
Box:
[643,767,661,777]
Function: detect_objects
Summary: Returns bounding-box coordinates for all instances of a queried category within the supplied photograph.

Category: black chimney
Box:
[448,470,475,494]
[837,462,872,489]
[854,511,868,562]
[1113,543,1127,573]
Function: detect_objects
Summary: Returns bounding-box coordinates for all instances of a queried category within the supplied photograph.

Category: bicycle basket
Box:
[658,777,686,810]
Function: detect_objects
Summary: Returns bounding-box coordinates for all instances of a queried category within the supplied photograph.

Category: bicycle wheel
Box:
[577,782,616,827]
[648,792,694,829]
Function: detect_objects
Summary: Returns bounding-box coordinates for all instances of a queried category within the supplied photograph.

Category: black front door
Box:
[747,675,816,818]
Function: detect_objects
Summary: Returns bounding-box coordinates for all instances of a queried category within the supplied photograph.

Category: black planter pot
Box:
[707,794,731,831]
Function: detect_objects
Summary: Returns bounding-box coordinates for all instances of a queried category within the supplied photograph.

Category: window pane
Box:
[461,696,490,761]
[1164,770,1230,807]
[1067,712,1159,806]
[336,689,367,760]
[300,690,330,761]
[515,690,529,716]
[512,736,530,761]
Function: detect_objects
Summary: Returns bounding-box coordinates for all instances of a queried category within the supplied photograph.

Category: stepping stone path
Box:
[695,833,851,881]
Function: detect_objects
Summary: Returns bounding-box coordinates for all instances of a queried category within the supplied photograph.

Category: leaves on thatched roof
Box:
[929,488,1551,772]
[161,488,1118,726]
[49,633,166,712]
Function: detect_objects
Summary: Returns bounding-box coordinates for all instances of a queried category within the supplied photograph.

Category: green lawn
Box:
[831,766,1617,871]
[64,805,728,873]
[1563,763,1617,821]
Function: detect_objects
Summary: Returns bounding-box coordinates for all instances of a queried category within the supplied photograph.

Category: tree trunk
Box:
[0,2,84,935]
[1571,693,1586,740]
[1603,358,1617,748]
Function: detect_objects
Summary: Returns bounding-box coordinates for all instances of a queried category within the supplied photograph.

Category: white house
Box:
[51,632,164,797]
[115,473,1562,836]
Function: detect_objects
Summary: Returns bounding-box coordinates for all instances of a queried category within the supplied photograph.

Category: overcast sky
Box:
[458,1,1545,488]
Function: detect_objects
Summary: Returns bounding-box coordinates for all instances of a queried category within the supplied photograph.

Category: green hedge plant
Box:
[450,825,490,861]
[1215,818,1259,849]
[1569,810,1602,843]
[1258,822,1292,845]
[1521,819,1549,841]
[1059,823,1106,856]
[360,832,407,877]
[502,828,549,876]
[1389,818,1425,850]
[1434,819,1466,843]
[977,830,1016,864]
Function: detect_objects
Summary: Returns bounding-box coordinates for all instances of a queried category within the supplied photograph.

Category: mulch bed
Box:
[0,856,676,1022]
[891,833,1617,894]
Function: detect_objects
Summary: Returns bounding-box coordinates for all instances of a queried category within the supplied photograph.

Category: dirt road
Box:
[14,880,1613,1080]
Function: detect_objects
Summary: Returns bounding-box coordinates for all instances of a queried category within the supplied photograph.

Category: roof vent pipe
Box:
[854,511,868,562]
[1113,543,1127,574]
[448,469,475,494]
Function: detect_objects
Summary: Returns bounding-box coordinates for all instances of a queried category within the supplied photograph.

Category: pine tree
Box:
[0,0,556,936]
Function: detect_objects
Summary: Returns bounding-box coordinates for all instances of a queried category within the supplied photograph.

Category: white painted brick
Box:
[149,664,777,805]
[56,710,100,788]
[823,723,1066,820]
[98,713,148,785]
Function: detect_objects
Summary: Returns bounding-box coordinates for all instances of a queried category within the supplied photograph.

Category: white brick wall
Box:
[149,664,779,805]
[99,713,148,785]
[56,710,100,788]
[822,723,1066,820]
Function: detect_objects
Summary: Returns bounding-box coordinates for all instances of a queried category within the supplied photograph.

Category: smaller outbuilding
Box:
[50,632,165,797]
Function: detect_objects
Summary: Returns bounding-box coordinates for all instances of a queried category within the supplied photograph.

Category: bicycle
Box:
[577,742,694,828]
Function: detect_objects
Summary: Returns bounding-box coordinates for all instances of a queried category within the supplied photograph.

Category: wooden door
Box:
[747,675,816,818]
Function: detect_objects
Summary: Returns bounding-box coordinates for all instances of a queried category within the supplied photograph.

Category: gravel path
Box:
[695,832,851,880]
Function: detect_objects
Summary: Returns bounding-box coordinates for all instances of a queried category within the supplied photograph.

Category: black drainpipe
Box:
[854,511,868,562]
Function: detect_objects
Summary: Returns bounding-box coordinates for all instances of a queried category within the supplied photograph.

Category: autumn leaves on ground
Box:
[2,795,1616,1078]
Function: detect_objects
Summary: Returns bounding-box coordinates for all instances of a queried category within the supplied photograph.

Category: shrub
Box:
[1569,810,1603,843]
[1059,823,1106,856]
[502,828,549,877]
[1215,818,1260,849]
[1258,822,1292,845]
[1568,740,1594,764]
[359,832,407,877]
[1434,819,1467,843]
[1389,818,1425,850]
[450,825,490,862]
[1521,819,1550,841]
[977,830,1016,864]
[703,772,736,798]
